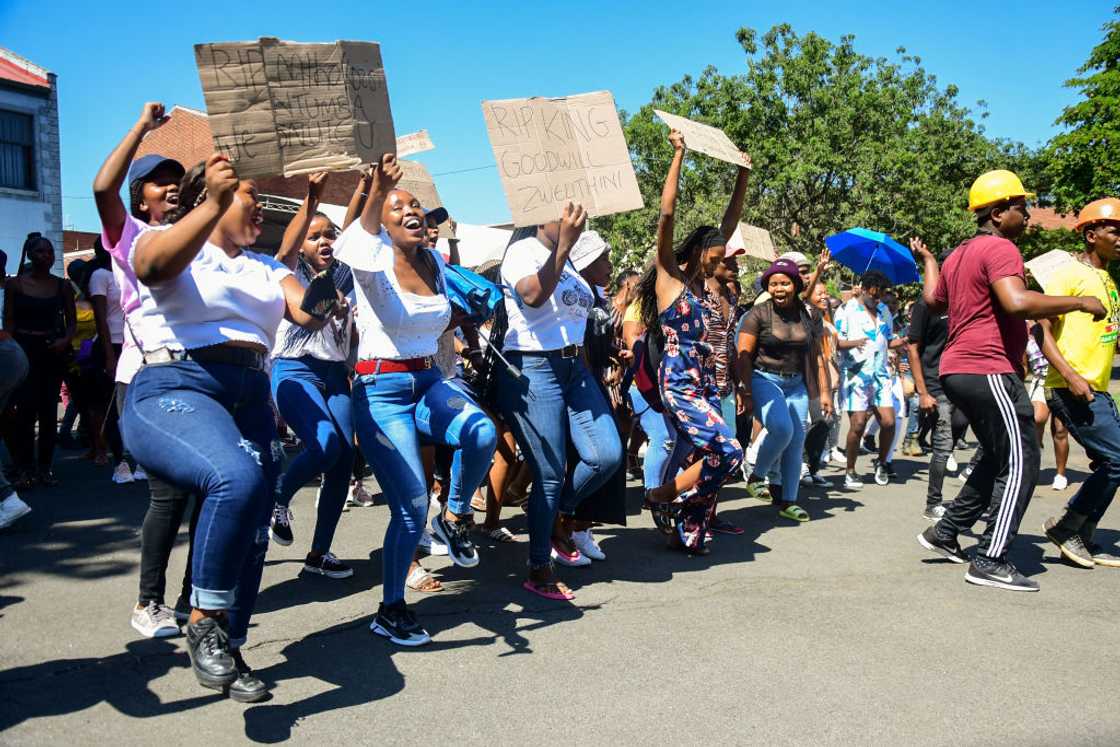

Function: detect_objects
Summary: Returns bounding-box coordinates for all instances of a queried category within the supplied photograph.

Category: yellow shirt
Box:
[1045,260,1119,392]
[622,300,643,325]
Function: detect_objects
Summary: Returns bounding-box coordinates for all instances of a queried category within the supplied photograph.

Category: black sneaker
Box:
[922,504,946,521]
[186,616,237,689]
[431,513,479,568]
[303,552,354,579]
[917,525,968,564]
[227,649,269,703]
[370,601,431,647]
[269,504,293,546]
[965,556,1039,592]
[1043,517,1095,569]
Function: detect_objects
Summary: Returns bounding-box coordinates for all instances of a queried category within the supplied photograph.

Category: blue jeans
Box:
[498,351,623,567]
[352,369,496,604]
[271,356,353,555]
[0,338,30,501]
[628,384,690,489]
[121,360,276,647]
[750,370,809,503]
[906,393,920,436]
[1048,388,1120,524]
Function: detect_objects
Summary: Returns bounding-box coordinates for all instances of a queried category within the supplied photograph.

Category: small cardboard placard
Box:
[1024,249,1075,292]
[482,90,643,227]
[728,222,777,261]
[653,109,748,168]
[399,159,451,238]
[396,129,434,158]
[194,38,396,178]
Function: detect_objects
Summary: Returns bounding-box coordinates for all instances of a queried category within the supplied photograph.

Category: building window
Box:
[0,110,35,191]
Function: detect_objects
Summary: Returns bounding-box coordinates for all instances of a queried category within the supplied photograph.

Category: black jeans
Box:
[118,382,199,607]
[11,335,66,470]
[936,373,1040,560]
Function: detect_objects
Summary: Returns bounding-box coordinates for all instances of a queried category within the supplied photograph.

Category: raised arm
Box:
[93,103,170,246]
[801,247,830,301]
[655,130,686,277]
[992,276,1105,321]
[343,165,373,230]
[358,154,402,237]
[909,237,945,314]
[447,219,460,266]
[132,154,236,286]
[514,202,587,307]
[719,153,752,241]
[276,172,328,270]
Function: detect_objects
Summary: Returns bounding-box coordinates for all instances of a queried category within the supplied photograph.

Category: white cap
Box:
[778,251,809,267]
[570,230,610,272]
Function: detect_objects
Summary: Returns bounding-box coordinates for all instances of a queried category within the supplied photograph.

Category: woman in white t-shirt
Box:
[334,154,497,648]
[87,243,132,483]
[494,205,623,602]
[121,154,330,702]
[267,172,358,581]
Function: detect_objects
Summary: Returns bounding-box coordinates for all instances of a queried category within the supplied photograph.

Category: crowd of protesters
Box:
[2,104,1119,703]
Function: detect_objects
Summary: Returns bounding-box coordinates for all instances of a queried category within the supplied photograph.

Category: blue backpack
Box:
[442,263,504,324]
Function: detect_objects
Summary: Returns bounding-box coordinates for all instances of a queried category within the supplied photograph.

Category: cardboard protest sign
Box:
[396,130,434,158]
[653,110,748,168]
[482,91,643,227]
[727,222,777,261]
[1025,249,1075,292]
[194,38,396,178]
[399,159,452,238]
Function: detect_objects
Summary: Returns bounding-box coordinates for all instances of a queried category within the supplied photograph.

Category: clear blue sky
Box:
[0,0,1110,233]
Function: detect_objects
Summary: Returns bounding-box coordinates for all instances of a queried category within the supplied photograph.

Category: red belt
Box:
[355,356,434,375]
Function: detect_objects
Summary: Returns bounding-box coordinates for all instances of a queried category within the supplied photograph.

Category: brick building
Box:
[0,47,62,275]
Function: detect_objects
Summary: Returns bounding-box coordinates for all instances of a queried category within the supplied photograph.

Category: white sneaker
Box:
[551,543,591,567]
[946,454,958,472]
[572,529,605,561]
[830,448,846,465]
[1052,474,1069,490]
[0,494,32,529]
[800,463,809,479]
[958,465,973,483]
[112,461,135,484]
[347,480,375,507]
[131,466,148,481]
[417,530,448,557]
[130,600,180,638]
[844,472,864,489]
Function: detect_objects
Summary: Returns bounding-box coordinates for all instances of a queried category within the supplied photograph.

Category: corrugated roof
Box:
[0,48,50,90]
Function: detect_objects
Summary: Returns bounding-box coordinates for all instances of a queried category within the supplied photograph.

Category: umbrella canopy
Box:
[824,227,919,285]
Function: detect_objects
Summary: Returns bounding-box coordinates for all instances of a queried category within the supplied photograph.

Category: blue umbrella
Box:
[824,227,919,285]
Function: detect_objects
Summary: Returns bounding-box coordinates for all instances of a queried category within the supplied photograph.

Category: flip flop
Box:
[485,526,517,543]
[778,505,809,522]
[522,579,575,601]
[406,566,443,593]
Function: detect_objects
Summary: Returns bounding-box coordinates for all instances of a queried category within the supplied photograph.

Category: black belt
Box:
[755,366,801,378]
[144,344,268,371]
[517,344,583,359]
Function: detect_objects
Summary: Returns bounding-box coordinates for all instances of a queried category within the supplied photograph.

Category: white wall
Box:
[0,74,63,277]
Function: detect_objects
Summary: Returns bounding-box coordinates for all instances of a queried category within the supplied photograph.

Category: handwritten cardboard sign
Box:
[194,38,396,178]
[1025,249,1075,292]
[727,222,777,261]
[653,110,748,168]
[396,130,434,158]
[482,90,643,227]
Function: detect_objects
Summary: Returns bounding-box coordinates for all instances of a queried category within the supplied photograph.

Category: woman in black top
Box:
[736,259,830,521]
[3,234,77,487]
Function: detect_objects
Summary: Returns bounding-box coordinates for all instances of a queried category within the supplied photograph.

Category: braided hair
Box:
[637,225,724,344]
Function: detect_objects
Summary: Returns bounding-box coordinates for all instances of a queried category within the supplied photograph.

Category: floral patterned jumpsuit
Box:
[657,287,744,550]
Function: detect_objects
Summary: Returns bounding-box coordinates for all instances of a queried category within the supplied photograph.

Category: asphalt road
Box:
[2,435,1119,745]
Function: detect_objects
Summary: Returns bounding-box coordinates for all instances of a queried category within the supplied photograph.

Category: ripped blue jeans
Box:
[121,359,276,646]
[352,368,497,605]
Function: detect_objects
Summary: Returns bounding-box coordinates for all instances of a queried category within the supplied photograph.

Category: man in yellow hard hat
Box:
[1038,197,1120,568]
[908,170,1106,592]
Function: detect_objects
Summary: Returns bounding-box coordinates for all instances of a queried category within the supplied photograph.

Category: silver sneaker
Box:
[131,600,181,638]
[844,472,863,490]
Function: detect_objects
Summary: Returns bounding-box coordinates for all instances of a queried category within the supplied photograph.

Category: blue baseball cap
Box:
[128,154,184,185]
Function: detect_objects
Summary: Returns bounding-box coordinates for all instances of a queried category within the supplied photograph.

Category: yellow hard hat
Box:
[968,169,1035,212]
[1075,197,1120,231]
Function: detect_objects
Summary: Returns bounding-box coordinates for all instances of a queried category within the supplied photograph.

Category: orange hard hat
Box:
[1075,198,1120,231]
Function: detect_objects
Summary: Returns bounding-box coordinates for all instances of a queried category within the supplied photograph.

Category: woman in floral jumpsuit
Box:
[636,128,751,553]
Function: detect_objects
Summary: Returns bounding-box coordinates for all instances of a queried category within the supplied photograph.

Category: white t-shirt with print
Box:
[332,221,451,361]
[500,236,594,352]
[271,267,355,363]
[87,267,125,344]
[131,234,292,352]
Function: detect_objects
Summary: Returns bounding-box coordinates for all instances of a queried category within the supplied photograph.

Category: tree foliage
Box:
[1043,6,1120,213]
[598,24,1030,275]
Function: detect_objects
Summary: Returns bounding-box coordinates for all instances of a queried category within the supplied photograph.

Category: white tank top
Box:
[332,221,451,361]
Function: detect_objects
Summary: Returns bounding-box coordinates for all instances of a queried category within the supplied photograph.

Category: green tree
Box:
[1043,7,1120,213]
[599,24,1029,277]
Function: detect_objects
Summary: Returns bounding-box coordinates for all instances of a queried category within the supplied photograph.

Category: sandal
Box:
[522,579,575,601]
[744,479,772,503]
[406,565,443,593]
[710,516,744,535]
[484,526,517,543]
[643,490,677,536]
[778,504,809,522]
